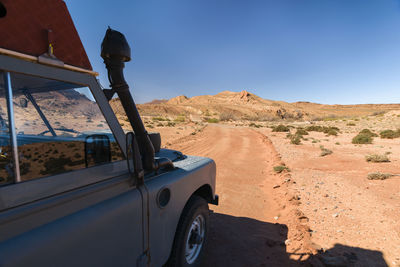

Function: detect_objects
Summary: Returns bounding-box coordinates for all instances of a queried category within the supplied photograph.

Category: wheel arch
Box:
[192,184,213,204]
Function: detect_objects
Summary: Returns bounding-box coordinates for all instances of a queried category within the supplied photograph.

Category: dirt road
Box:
[169,125,314,266]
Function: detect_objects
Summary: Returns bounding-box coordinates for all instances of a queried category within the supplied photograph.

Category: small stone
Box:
[324,194,329,197]
[332,213,339,218]
[273,185,280,189]
[284,239,291,245]
[274,216,279,220]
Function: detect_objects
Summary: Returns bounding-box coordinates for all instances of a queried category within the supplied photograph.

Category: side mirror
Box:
[19,98,28,108]
[85,134,111,167]
[126,132,144,185]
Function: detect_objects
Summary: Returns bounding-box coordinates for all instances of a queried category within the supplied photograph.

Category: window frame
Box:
[0,54,128,210]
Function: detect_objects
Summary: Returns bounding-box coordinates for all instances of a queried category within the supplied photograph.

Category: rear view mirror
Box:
[126,132,144,185]
[85,134,111,167]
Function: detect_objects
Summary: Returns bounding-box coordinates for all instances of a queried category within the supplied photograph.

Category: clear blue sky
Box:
[66,0,400,104]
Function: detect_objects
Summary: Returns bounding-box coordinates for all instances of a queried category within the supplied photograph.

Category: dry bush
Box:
[310,116,323,121]
[351,129,377,144]
[305,125,339,136]
[380,129,400,139]
[219,112,236,121]
[290,135,301,145]
[367,172,393,180]
[295,128,308,136]
[359,129,378,137]
[242,115,260,121]
[371,111,386,116]
[320,146,333,157]
[152,116,169,121]
[365,154,390,163]
[249,122,262,128]
[258,115,279,121]
[206,118,219,123]
[352,134,372,144]
[273,165,290,173]
[272,125,290,132]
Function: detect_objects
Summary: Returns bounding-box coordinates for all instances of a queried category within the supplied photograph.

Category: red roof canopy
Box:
[0,0,92,70]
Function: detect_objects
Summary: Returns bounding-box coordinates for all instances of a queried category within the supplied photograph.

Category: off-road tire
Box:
[167,195,209,267]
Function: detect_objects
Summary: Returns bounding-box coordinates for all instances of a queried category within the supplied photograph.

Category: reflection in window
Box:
[0,75,14,185]
[10,73,124,181]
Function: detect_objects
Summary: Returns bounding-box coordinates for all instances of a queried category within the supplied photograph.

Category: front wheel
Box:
[167,196,209,267]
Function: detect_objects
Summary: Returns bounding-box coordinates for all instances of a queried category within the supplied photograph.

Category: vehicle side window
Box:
[0,77,14,185]
[10,73,124,182]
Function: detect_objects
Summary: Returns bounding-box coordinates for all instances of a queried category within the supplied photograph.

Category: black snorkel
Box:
[101,27,173,172]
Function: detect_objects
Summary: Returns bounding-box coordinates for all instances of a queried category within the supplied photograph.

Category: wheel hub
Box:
[185,214,205,264]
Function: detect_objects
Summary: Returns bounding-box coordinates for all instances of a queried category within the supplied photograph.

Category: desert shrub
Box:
[219,112,236,121]
[258,115,279,121]
[359,129,378,137]
[174,116,186,123]
[249,122,262,128]
[323,115,339,121]
[305,126,339,135]
[367,172,393,180]
[166,122,175,127]
[152,117,168,121]
[295,128,308,136]
[335,142,340,145]
[305,125,323,132]
[380,129,400,139]
[290,136,301,145]
[272,125,290,132]
[326,129,338,136]
[371,111,386,116]
[40,156,72,175]
[273,165,290,173]
[310,116,323,121]
[206,118,219,123]
[347,122,356,126]
[242,115,259,121]
[352,129,378,144]
[352,133,373,144]
[320,145,333,156]
[365,154,390,163]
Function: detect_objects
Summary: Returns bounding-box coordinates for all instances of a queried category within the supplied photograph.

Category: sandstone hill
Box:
[110,90,400,121]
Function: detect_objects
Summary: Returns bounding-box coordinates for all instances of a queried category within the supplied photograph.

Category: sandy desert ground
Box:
[149,111,400,267]
[7,89,399,266]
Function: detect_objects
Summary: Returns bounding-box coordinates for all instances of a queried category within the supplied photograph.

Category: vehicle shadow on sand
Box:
[202,213,388,267]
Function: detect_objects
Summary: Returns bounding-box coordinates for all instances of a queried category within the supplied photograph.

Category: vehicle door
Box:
[0,70,144,266]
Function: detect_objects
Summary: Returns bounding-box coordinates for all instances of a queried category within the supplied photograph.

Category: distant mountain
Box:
[111,90,400,121]
[145,99,168,105]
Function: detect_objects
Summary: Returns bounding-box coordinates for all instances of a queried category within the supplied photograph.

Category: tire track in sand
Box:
[169,124,314,266]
